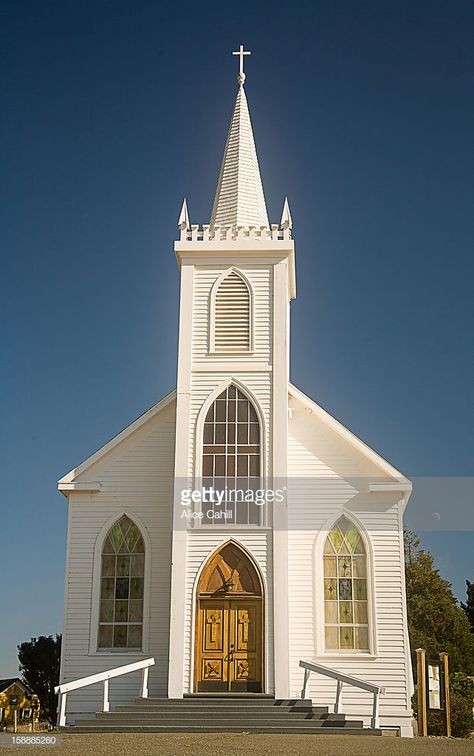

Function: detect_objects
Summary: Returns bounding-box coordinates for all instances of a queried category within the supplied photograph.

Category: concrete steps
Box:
[65,695,382,735]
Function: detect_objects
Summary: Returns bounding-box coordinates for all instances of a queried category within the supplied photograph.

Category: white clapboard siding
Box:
[60,400,176,721]
[286,393,412,734]
[192,265,272,360]
[183,531,274,694]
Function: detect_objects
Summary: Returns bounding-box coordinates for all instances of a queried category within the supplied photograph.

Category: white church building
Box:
[57,48,414,736]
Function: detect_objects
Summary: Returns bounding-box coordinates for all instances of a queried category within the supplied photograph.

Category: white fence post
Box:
[301,668,310,699]
[58,692,67,727]
[102,679,109,713]
[141,666,149,699]
[371,689,380,729]
[335,680,343,713]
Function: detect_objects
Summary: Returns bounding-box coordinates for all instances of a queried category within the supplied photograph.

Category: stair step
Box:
[114,707,328,716]
[184,692,275,699]
[66,693,382,736]
[135,697,306,705]
[90,718,356,726]
[94,713,348,723]
[67,724,380,735]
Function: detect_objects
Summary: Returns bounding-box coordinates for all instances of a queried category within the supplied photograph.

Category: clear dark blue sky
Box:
[1,1,473,675]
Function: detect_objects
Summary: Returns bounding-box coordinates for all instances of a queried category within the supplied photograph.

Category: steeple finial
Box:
[232,44,251,86]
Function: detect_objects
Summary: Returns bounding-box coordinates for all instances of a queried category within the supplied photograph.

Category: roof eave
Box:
[288,382,411,484]
[57,390,176,492]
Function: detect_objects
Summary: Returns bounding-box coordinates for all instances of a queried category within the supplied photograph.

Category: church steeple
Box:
[210,46,269,229]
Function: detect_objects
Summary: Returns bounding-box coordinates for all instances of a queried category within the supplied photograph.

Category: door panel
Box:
[229,601,261,692]
[196,599,262,692]
[198,601,229,691]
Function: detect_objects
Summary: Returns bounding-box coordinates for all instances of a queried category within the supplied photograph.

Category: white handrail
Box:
[299,659,385,729]
[55,657,155,727]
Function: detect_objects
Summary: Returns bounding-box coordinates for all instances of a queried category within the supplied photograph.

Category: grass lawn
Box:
[3,733,473,756]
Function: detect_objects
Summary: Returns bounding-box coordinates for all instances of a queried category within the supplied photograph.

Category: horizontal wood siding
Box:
[183,531,274,694]
[287,395,412,729]
[192,265,272,360]
[60,401,176,720]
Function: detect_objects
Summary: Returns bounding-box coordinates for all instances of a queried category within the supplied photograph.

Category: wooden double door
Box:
[194,541,264,693]
[196,597,263,692]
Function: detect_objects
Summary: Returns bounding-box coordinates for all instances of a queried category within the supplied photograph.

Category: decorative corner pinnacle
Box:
[280,196,293,230]
[178,198,190,230]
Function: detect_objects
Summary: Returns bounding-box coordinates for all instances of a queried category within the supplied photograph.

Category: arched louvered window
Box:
[212,270,251,352]
[97,515,145,651]
[323,516,369,652]
[202,385,261,524]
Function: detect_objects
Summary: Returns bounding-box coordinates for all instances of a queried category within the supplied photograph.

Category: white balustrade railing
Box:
[299,659,385,729]
[54,657,155,727]
[179,224,292,242]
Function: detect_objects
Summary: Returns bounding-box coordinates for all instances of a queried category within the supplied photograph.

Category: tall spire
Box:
[210,46,269,229]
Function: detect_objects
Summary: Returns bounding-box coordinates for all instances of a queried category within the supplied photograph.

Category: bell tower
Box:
[168,46,296,699]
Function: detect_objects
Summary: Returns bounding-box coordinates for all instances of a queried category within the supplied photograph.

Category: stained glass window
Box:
[97,515,145,650]
[202,385,261,525]
[323,516,369,652]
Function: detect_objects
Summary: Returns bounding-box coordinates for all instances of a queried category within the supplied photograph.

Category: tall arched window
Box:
[212,270,251,352]
[202,385,261,525]
[97,515,145,651]
[323,516,369,652]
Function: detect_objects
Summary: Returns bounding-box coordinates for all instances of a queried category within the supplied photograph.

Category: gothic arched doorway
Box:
[194,541,264,692]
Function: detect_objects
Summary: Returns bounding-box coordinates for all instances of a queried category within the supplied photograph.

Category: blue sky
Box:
[1,0,473,676]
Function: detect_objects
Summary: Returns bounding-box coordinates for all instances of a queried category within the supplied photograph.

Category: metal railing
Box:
[54,657,155,727]
[299,659,385,729]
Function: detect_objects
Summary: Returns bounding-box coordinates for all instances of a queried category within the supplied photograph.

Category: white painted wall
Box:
[192,264,272,361]
[59,400,176,721]
[287,393,413,736]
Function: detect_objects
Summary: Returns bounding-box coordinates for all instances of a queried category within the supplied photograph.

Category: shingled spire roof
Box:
[210,52,269,229]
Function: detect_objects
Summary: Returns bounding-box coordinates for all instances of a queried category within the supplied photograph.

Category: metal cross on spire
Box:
[232,44,251,86]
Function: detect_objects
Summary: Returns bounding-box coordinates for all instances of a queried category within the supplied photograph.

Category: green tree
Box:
[404,530,474,676]
[461,579,474,633]
[18,635,62,724]
[450,672,474,738]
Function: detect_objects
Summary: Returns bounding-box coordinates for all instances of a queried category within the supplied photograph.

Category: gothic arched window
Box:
[323,516,369,652]
[212,270,251,352]
[97,515,145,651]
[202,385,261,524]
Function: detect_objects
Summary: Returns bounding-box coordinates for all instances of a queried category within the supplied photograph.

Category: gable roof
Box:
[288,382,411,485]
[58,390,176,492]
[0,678,34,696]
[58,383,410,495]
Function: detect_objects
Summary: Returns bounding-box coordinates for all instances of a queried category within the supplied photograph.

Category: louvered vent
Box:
[214,272,250,351]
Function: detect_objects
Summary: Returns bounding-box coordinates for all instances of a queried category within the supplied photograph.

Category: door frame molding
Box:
[191,538,267,693]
